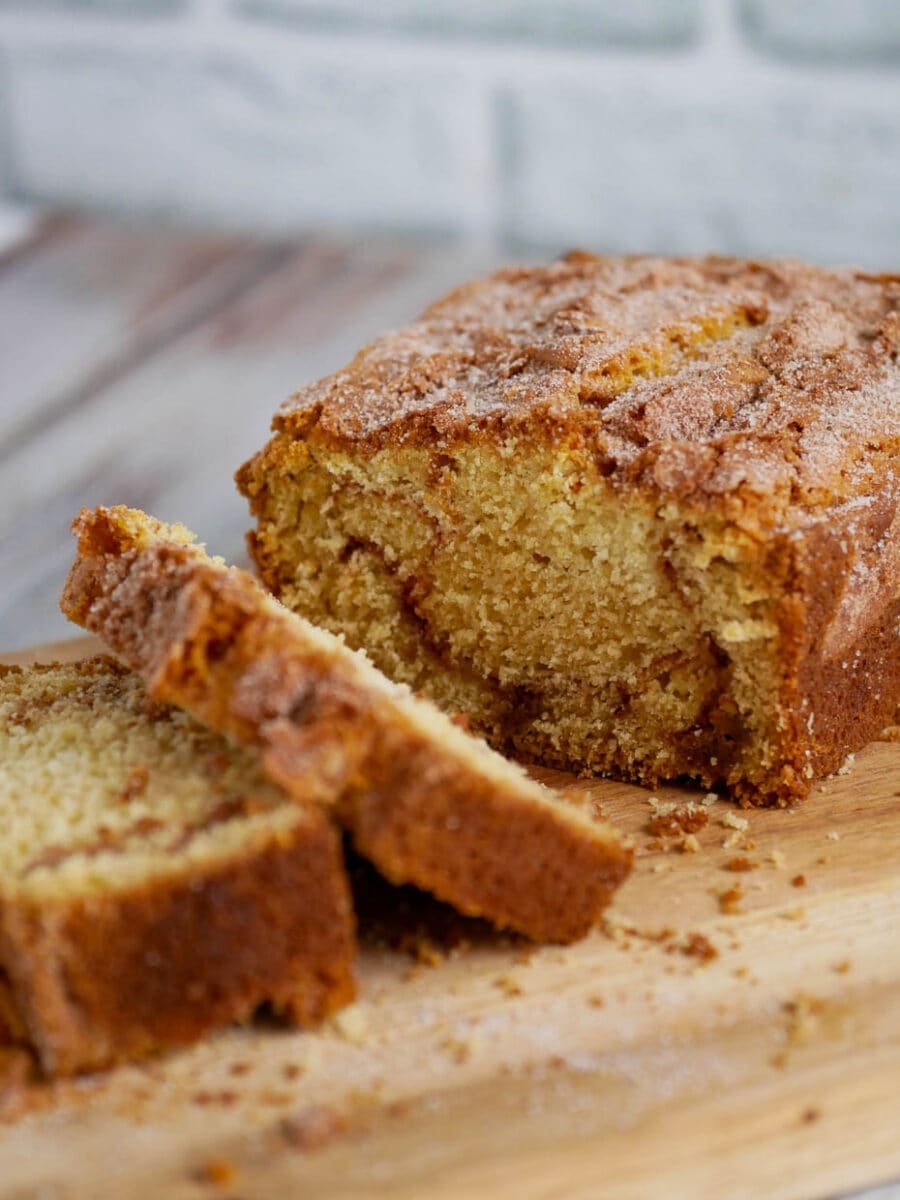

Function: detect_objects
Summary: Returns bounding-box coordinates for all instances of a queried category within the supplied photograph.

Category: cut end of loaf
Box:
[242,441,793,801]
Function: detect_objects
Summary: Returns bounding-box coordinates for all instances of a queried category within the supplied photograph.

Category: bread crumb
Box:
[194,1160,237,1189]
[681,833,701,853]
[647,797,676,817]
[780,907,807,921]
[280,1106,346,1151]
[413,940,447,967]
[680,933,718,963]
[493,974,523,998]
[783,993,825,1045]
[648,802,708,838]
[836,753,856,776]
[587,993,605,1008]
[801,1106,821,1124]
[701,792,719,806]
[587,796,605,820]
[769,849,787,869]
[826,831,841,842]
[724,855,757,872]
[722,812,749,832]
[791,873,807,888]
[718,885,744,915]
[332,1005,369,1045]
[833,960,851,974]
[602,912,630,945]
[440,1034,479,1064]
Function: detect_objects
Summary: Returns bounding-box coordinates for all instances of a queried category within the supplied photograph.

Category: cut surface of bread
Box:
[61,507,632,943]
[0,658,355,1077]
[237,252,900,806]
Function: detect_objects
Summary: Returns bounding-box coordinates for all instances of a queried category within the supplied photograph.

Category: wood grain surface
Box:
[2,635,899,1200]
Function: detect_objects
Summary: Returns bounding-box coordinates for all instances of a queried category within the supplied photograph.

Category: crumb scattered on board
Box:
[647,800,709,838]
[718,885,744,915]
[493,974,524,998]
[836,753,856,776]
[679,933,719,963]
[725,856,757,873]
[194,1159,237,1189]
[279,1106,347,1152]
[332,1007,369,1046]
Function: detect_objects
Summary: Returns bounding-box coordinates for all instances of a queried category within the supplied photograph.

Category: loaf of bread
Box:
[61,506,632,942]
[0,658,355,1077]
[238,253,900,805]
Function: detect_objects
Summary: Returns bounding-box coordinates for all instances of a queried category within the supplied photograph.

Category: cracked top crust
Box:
[268,253,899,521]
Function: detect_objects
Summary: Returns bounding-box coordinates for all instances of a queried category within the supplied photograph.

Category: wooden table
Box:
[1,213,899,1200]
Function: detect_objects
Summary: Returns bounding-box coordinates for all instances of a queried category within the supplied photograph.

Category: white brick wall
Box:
[0,56,12,197]
[6,40,491,235]
[0,1,899,264]
[234,0,702,48]
[740,0,900,61]
[499,60,900,264]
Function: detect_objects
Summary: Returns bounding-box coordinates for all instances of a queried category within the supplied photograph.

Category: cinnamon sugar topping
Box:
[278,253,899,516]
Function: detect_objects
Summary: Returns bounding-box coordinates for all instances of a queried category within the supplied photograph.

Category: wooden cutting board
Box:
[2,636,899,1200]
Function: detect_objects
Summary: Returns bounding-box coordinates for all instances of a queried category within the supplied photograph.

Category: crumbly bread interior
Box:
[248,443,783,796]
[0,658,305,900]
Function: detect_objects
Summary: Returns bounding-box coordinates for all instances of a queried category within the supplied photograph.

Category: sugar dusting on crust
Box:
[275,254,899,513]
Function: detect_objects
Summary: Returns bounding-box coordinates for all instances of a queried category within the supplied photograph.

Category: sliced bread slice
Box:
[62,507,632,943]
[0,657,355,1077]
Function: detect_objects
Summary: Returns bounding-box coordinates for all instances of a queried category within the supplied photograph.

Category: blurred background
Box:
[1,0,900,650]
[2,0,900,259]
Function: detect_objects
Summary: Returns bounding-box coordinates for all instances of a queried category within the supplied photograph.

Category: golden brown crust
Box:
[770,486,900,801]
[336,736,629,941]
[61,507,632,942]
[638,482,900,806]
[240,253,899,526]
[0,822,355,1077]
[0,657,356,1077]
